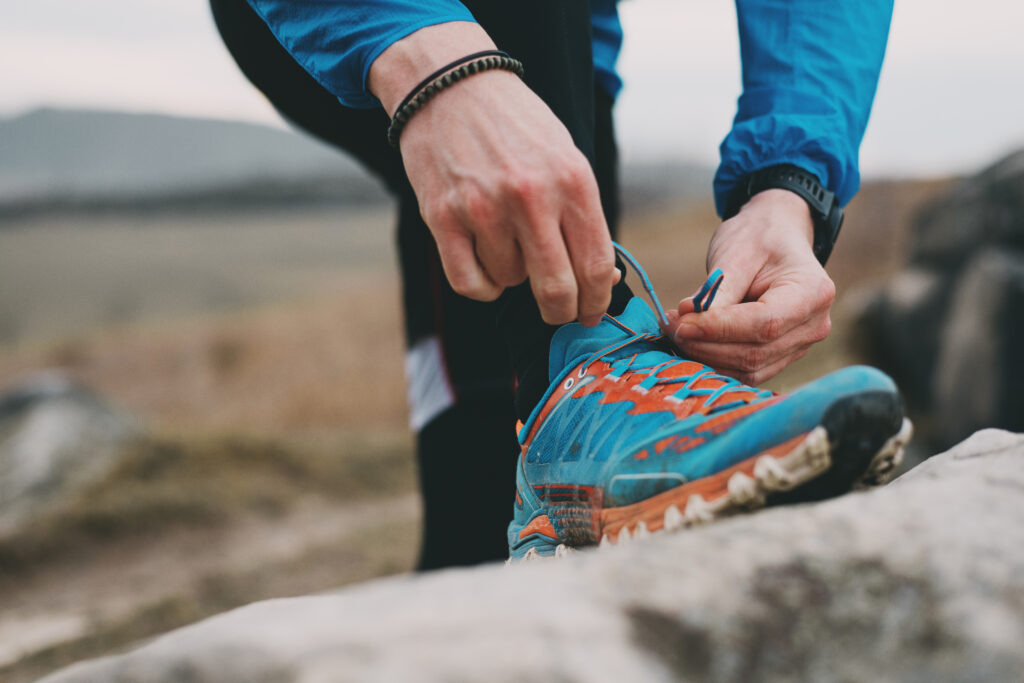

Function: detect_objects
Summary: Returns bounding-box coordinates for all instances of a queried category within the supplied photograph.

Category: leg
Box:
[209,0,540,568]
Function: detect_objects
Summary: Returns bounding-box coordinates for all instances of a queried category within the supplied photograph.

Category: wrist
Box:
[725,164,844,265]
[368,21,496,115]
[738,189,814,247]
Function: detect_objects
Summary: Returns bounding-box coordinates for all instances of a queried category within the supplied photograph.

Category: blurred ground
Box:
[0,179,948,681]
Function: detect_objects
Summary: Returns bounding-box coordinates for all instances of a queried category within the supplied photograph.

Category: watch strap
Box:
[723,164,844,266]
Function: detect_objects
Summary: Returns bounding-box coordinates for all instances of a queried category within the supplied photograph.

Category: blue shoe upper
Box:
[518,296,897,509]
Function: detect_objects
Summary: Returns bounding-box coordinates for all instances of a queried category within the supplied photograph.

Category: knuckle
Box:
[422,198,454,230]
[739,346,765,372]
[817,274,837,306]
[459,187,491,227]
[760,311,783,342]
[813,315,832,342]
[536,278,577,307]
[578,255,616,288]
[447,273,474,297]
[559,155,593,192]
[506,171,540,204]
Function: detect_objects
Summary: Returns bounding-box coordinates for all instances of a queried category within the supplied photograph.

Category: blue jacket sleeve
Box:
[245,1,477,109]
[713,0,893,215]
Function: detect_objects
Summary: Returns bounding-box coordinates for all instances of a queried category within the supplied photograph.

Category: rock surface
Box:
[0,372,135,535]
[42,429,1024,683]
[856,150,1024,448]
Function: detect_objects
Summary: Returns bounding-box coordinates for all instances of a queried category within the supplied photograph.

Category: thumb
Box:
[677,253,759,316]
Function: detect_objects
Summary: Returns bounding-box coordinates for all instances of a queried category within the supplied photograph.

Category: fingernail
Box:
[674,322,703,341]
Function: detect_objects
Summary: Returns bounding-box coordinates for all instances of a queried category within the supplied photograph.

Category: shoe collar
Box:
[548,296,662,381]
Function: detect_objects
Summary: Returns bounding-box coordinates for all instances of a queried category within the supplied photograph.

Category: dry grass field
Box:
[0,179,949,680]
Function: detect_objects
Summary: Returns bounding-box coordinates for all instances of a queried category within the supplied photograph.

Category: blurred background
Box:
[1,1,1022,680]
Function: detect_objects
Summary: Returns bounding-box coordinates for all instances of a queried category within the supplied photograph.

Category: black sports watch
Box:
[723,164,844,266]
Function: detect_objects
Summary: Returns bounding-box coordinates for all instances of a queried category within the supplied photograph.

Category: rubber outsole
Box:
[766,391,906,506]
[509,395,913,564]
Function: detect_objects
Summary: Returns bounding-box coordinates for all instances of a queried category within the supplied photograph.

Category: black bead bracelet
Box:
[386,51,525,148]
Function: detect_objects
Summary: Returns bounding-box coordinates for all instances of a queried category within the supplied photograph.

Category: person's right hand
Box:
[369,23,618,327]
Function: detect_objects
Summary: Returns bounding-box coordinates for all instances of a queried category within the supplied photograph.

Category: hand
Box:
[369,23,618,326]
[664,189,836,385]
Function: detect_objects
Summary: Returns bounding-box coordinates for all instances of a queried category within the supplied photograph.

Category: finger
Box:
[453,186,526,288]
[557,161,616,327]
[676,326,821,376]
[661,309,681,337]
[699,249,763,308]
[676,297,696,316]
[720,346,812,387]
[673,279,824,344]
[475,234,527,287]
[519,222,579,325]
[435,229,503,302]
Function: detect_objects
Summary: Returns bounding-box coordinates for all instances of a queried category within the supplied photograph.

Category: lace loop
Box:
[612,242,726,325]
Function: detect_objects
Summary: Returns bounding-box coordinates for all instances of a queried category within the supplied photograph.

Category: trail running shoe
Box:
[507,244,912,561]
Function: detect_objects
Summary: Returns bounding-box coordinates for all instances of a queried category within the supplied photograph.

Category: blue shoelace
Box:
[580,243,771,415]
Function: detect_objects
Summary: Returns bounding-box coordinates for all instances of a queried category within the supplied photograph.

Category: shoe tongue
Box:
[548,297,662,381]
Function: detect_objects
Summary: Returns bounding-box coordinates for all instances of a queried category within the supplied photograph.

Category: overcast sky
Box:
[3,0,1023,177]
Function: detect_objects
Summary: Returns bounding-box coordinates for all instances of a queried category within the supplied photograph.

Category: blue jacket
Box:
[244,0,892,214]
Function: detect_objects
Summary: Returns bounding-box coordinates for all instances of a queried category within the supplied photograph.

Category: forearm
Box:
[714,0,894,214]
[368,21,496,115]
[244,0,478,108]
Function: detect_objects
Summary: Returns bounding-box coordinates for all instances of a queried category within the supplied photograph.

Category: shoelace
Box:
[580,243,771,415]
[612,242,724,326]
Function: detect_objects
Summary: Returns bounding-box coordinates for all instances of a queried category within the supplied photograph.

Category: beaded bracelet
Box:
[386,51,525,148]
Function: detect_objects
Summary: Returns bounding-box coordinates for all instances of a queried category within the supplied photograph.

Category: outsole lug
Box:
[664,505,684,532]
[684,494,714,525]
[754,455,794,490]
[856,418,913,489]
[727,471,762,505]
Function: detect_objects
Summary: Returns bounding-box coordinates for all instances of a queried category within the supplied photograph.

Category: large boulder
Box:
[933,251,1024,446]
[908,151,1024,269]
[856,150,1024,447]
[42,429,1024,683]
[0,372,135,535]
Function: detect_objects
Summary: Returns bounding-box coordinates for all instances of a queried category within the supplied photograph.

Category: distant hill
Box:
[0,108,389,212]
[0,107,712,217]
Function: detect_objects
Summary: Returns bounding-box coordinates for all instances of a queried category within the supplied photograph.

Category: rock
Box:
[909,150,1024,269]
[933,251,1024,445]
[41,429,1024,683]
[0,372,135,535]
[853,267,951,408]
[855,150,1024,449]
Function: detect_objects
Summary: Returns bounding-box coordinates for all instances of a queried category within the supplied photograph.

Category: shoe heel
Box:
[507,457,562,560]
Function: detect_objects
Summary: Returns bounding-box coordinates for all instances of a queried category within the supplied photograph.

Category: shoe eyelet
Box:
[563,377,575,390]
[577,366,587,379]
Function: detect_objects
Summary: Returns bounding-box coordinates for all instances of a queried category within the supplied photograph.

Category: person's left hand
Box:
[663,189,836,386]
